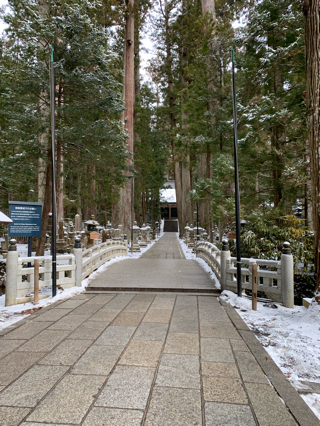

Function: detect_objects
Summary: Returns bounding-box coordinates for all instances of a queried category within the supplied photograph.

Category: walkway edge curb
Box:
[220,300,320,426]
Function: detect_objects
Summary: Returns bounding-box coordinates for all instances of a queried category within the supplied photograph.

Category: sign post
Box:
[8,201,43,267]
[8,202,43,238]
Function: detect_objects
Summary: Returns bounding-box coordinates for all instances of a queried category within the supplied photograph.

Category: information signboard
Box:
[8,201,43,237]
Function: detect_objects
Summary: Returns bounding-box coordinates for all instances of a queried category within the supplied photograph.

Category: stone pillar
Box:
[75,214,81,232]
[131,221,141,252]
[73,237,83,287]
[146,224,152,244]
[188,226,194,248]
[140,224,148,247]
[5,239,19,306]
[220,240,230,292]
[281,242,294,308]
[184,224,190,243]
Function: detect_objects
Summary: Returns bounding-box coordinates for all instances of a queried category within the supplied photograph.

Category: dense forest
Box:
[0,0,319,295]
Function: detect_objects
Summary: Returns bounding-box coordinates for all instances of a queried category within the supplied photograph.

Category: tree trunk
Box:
[179,0,193,233]
[164,0,184,234]
[303,0,320,298]
[199,0,215,240]
[36,150,52,256]
[112,0,134,234]
[56,140,64,221]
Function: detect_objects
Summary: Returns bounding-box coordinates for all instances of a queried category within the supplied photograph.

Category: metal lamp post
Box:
[50,45,57,297]
[230,47,242,297]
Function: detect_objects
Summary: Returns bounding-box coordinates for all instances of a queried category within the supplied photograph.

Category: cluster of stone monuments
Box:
[53,215,160,253]
[183,223,209,249]
[0,214,161,256]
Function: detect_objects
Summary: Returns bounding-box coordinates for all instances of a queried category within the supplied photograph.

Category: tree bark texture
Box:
[113,0,134,236]
[36,150,52,256]
[179,0,193,234]
[303,0,320,296]
[199,0,215,240]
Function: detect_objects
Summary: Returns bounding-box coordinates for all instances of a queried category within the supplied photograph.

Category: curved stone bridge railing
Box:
[196,241,294,308]
[5,240,127,306]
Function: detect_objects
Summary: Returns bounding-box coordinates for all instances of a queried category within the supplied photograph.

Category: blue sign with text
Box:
[8,201,43,237]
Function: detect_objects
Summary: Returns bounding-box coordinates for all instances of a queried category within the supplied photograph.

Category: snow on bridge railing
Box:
[195,241,294,308]
[5,239,127,306]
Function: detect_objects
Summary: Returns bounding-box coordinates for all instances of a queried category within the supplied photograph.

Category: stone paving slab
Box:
[156,353,200,389]
[15,329,70,352]
[0,407,31,426]
[95,365,155,409]
[205,402,256,426]
[67,320,107,340]
[145,387,202,426]
[0,351,46,386]
[38,339,93,366]
[71,345,124,375]
[133,322,168,341]
[245,382,298,426]
[119,340,163,367]
[0,365,68,407]
[1,321,53,340]
[82,407,144,426]
[32,308,73,322]
[26,374,105,424]
[0,339,27,359]
[164,332,199,354]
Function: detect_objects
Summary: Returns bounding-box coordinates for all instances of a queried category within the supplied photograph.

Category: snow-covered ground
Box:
[177,233,320,420]
[0,232,162,330]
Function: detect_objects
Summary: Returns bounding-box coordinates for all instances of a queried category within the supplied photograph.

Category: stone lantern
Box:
[184,223,190,243]
[131,221,141,252]
[84,216,99,247]
[140,224,148,247]
[188,226,195,248]
[146,224,152,244]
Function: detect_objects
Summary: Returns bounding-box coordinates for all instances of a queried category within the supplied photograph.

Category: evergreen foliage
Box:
[0,0,127,214]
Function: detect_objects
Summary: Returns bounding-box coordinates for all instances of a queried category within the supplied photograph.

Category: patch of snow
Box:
[160,188,176,203]
[220,290,320,420]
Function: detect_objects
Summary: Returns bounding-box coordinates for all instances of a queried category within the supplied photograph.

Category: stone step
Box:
[163,219,178,232]
[85,286,221,294]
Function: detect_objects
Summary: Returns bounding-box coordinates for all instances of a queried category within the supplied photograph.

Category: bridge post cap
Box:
[74,236,81,249]
[282,241,291,254]
[222,240,229,251]
[9,239,17,251]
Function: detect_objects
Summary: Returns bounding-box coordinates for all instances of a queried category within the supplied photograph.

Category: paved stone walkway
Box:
[0,234,318,425]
